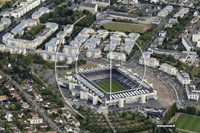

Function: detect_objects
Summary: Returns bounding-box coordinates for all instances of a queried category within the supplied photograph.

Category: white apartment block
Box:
[29,118,43,124]
[45,43,57,52]
[32,7,49,20]
[11,0,41,18]
[0,44,26,55]
[40,50,76,64]
[158,10,168,17]
[86,48,101,58]
[70,40,82,47]
[159,63,178,76]
[79,3,98,13]
[63,45,79,55]
[186,84,199,102]
[177,70,191,85]
[84,42,96,49]
[182,37,194,51]
[3,22,58,50]
[107,52,126,62]
[139,52,158,67]
[11,20,37,36]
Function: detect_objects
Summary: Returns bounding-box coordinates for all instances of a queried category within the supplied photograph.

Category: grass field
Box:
[95,79,127,92]
[175,114,200,132]
[102,23,146,33]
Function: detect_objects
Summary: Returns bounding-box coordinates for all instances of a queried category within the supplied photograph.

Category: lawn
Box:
[102,23,145,33]
[174,114,200,133]
[95,79,127,92]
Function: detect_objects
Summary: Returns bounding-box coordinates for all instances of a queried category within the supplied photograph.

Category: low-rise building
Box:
[159,63,178,76]
[86,48,101,58]
[177,70,191,85]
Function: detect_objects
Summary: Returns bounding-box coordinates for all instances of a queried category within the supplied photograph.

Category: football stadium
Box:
[67,65,157,108]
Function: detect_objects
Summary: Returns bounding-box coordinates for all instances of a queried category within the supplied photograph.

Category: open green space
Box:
[102,23,144,33]
[95,79,127,92]
[174,114,200,133]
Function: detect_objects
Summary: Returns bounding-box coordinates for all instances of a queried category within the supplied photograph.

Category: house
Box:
[16,111,24,118]
[72,119,80,127]
[40,123,48,129]
[62,112,71,119]
[0,95,7,101]
[26,85,32,92]
[13,129,21,133]
[4,62,11,68]
[65,125,72,132]
[4,100,12,108]
[47,108,58,114]
[29,118,43,124]
[54,117,66,124]
[21,102,29,109]
[177,70,191,86]
[5,112,13,122]
[13,94,21,99]
[9,124,17,129]
[0,124,5,130]
[10,90,17,95]
[159,63,178,76]
[86,48,101,58]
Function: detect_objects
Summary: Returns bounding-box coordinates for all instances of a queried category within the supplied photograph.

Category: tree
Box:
[138,12,143,16]
[58,109,63,115]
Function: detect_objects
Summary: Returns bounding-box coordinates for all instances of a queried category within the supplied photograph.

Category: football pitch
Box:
[95,80,127,92]
[175,114,200,133]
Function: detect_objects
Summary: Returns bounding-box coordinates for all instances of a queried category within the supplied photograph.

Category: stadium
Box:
[67,65,157,108]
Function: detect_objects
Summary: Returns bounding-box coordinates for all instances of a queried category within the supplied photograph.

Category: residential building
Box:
[177,70,191,85]
[86,48,101,58]
[70,40,82,47]
[159,63,178,76]
[32,7,49,20]
[182,37,194,51]
[21,102,29,109]
[186,84,199,102]
[107,52,126,62]
[84,42,96,49]
[0,95,7,101]
[91,0,110,7]
[63,45,79,55]
[29,118,43,124]
[79,3,98,13]
[45,43,57,52]
[104,44,116,51]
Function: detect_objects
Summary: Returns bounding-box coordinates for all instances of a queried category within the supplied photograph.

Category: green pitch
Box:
[95,80,127,92]
[175,114,200,132]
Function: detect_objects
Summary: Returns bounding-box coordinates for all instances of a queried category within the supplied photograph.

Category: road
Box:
[0,71,64,133]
